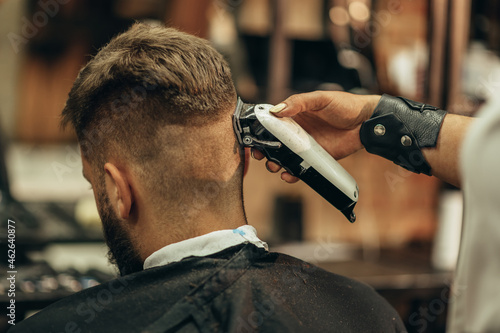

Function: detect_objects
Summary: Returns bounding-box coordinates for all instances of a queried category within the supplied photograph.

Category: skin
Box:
[81,137,251,276]
[253,91,474,188]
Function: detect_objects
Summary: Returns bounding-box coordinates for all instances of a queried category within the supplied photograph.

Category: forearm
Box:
[422,113,474,188]
[360,95,473,188]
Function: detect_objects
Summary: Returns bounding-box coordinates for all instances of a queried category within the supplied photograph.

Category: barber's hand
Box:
[252,91,381,183]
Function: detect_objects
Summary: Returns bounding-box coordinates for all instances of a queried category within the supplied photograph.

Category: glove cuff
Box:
[359,94,447,175]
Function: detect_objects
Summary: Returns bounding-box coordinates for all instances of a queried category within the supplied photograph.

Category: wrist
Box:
[359,94,447,175]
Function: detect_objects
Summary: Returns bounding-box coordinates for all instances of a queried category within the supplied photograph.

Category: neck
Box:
[129,199,247,262]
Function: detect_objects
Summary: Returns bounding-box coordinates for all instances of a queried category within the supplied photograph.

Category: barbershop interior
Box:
[1,0,499,332]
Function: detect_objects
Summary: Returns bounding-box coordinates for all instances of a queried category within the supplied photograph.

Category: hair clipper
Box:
[233,98,358,222]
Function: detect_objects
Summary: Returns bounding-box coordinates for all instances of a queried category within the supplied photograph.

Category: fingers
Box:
[251,148,298,183]
[265,161,281,173]
[281,172,299,183]
[251,149,281,172]
[270,91,337,118]
[251,149,265,160]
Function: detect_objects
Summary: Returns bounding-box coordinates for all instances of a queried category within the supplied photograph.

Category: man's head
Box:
[61,23,246,275]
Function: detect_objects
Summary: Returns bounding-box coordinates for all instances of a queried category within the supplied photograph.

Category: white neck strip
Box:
[143,225,268,269]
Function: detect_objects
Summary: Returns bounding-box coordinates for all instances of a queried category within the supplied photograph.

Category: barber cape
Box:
[11,226,405,332]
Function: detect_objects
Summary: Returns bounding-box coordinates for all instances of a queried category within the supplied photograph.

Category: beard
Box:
[95,188,144,276]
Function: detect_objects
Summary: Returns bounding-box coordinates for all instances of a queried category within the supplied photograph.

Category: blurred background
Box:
[1,0,499,331]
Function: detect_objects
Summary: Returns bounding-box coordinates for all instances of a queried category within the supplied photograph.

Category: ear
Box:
[243,148,250,177]
[103,163,133,219]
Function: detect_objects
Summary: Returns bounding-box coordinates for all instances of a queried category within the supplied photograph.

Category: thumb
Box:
[268,94,310,118]
[269,91,334,118]
[269,101,292,117]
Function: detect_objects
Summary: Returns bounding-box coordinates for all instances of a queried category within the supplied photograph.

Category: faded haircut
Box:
[61,23,239,217]
[62,22,236,161]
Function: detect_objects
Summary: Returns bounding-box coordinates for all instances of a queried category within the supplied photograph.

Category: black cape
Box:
[10,243,406,332]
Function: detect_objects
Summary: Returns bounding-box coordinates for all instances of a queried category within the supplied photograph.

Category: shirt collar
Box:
[143,225,268,269]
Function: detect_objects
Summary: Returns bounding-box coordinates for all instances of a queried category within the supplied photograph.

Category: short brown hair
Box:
[62,22,236,159]
[62,23,239,217]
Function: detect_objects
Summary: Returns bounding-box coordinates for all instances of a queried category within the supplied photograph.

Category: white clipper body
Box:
[233,98,358,222]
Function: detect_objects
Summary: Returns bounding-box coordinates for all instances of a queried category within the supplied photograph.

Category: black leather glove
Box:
[359,94,447,175]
